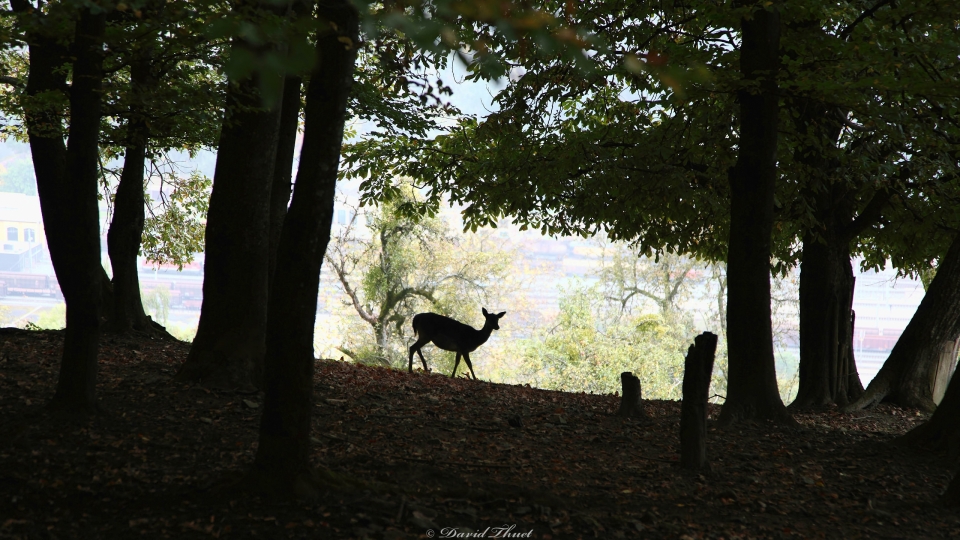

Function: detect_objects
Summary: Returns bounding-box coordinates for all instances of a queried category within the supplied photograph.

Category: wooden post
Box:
[617,372,646,418]
[680,332,718,470]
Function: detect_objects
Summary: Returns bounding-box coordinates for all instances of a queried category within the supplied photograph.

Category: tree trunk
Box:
[680,332,717,470]
[19,9,107,412]
[175,58,283,390]
[717,1,792,426]
[792,232,863,408]
[616,372,646,418]
[932,339,959,405]
[107,138,152,333]
[845,232,960,412]
[246,1,359,498]
[268,75,303,285]
[107,53,161,334]
[896,339,960,457]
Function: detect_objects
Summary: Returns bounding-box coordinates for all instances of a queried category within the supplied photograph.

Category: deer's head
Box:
[482,307,506,330]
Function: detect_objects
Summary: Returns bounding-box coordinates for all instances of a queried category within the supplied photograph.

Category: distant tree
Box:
[597,240,701,328]
[325,191,514,369]
[521,281,689,398]
[141,287,171,327]
[518,242,701,397]
[0,160,37,195]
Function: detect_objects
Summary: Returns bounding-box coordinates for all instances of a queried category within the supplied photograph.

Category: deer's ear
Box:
[497,311,506,318]
[483,307,489,315]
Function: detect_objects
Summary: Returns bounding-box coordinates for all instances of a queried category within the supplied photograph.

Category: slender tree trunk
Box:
[107,52,161,334]
[20,9,107,412]
[717,1,792,426]
[108,138,152,333]
[246,0,359,497]
[846,232,960,412]
[269,75,303,284]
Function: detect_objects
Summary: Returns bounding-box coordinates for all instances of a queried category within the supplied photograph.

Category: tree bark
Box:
[792,232,864,408]
[717,1,792,426]
[107,136,153,333]
[176,33,284,390]
[107,51,157,334]
[245,0,360,498]
[268,75,302,285]
[616,372,646,418]
[785,93,891,410]
[896,338,960,457]
[932,339,959,405]
[680,332,718,470]
[845,232,960,412]
[18,7,107,412]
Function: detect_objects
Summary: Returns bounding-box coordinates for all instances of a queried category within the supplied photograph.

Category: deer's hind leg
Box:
[463,352,477,380]
[451,352,462,378]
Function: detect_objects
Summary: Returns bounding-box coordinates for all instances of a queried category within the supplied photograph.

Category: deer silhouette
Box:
[408,308,506,380]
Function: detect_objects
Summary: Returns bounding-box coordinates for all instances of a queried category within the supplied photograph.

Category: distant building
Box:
[0,192,45,271]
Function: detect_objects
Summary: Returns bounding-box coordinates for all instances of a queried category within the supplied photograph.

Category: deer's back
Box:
[413,312,471,333]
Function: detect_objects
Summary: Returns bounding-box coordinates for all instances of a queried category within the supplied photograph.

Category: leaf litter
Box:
[0,328,959,539]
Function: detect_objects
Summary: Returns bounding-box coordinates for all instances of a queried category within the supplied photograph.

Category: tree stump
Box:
[617,372,646,418]
[680,332,718,470]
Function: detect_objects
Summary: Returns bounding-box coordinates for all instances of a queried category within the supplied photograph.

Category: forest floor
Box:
[0,328,959,539]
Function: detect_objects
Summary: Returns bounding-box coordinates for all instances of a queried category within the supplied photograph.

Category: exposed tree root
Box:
[717,403,797,428]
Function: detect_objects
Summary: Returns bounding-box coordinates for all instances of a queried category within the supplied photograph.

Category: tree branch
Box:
[0,75,22,88]
[843,188,891,242]
[324,253,378,327]
[838,0,895,40]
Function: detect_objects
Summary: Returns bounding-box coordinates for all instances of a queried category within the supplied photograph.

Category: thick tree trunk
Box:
[20,9,107,412]
[107,55,160,334]
[792,233,863,408]
[245,1,359,498]
[176,57,283,390]
[680,332,717,470]
[717,2,792,426]
[896,339,960,457]
[932,339,959,405]
[845,232,960,412]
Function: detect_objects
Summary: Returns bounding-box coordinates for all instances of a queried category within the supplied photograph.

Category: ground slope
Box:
[0,328,957,539]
